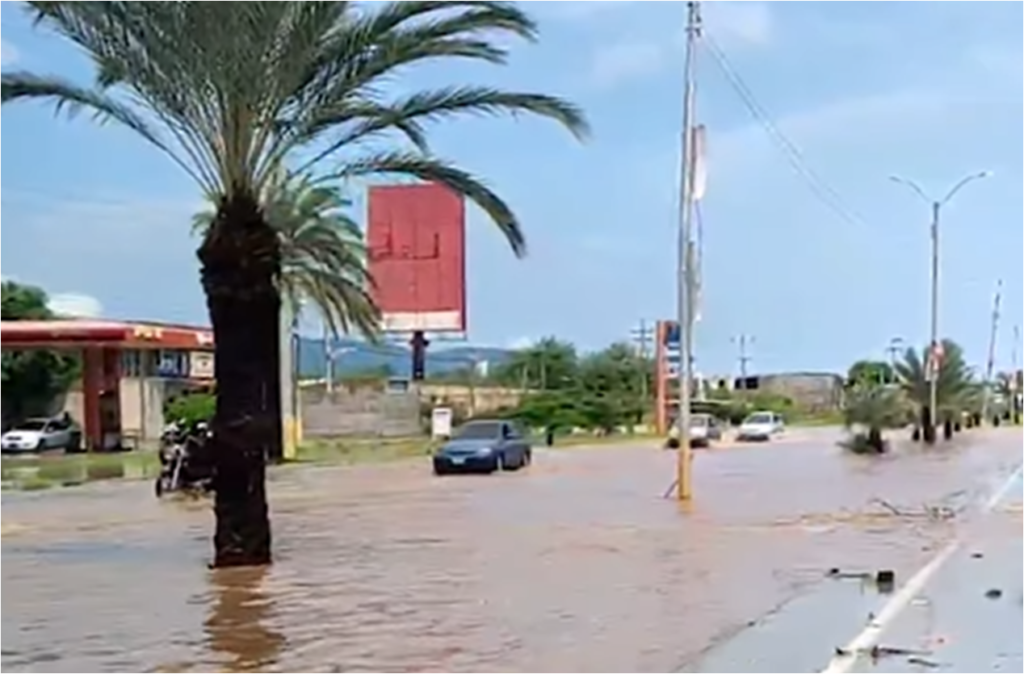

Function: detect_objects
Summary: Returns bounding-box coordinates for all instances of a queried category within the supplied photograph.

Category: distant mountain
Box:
[296,336,514,379]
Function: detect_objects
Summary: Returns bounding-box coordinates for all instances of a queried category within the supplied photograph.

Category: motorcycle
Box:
[155,420,214,497]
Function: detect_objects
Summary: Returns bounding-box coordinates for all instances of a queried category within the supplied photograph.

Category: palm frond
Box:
[895,339,976,414]
[328,151,529,256]
[9,0,588,289]
[196,170,381,341]
[296,86,590,172]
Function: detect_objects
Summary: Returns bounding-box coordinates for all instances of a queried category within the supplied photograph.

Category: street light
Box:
[889,170,992,438]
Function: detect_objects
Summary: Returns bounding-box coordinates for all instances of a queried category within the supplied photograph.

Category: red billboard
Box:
[367,183,467,334]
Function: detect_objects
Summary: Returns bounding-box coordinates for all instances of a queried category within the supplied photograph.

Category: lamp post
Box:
[889,171,991,439]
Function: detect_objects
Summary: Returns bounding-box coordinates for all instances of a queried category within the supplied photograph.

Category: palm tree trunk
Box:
[867,426,884,454]
[921,406,936,444]
[198,193,281,568]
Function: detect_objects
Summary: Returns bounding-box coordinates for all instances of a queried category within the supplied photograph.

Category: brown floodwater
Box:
[3,427,1021,673]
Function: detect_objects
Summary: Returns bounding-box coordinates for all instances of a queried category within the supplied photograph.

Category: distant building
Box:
[756,372,845,412]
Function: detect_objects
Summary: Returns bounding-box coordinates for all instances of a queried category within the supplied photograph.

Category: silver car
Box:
[1,417,80,453]
[667,413,723,448]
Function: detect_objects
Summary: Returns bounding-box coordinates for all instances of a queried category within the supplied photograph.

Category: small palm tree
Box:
[894,340,975,444]
[3,2,589,567]
[840,383,905,454]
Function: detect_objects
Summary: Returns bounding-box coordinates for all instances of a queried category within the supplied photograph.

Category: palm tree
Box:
[193,171,381,341]
[3,2,589,567]
[894,339,975,444]
[840,382,906,454]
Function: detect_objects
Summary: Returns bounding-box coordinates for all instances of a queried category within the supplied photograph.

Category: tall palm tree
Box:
[894,339,975,444]
[193,171,381,340]
[3,2,589,567]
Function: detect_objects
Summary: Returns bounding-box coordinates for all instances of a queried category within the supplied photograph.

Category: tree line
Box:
[841,339,1021,454]
[1,282,80,431]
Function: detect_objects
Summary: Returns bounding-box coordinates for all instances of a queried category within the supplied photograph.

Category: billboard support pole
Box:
[410,331,429,382]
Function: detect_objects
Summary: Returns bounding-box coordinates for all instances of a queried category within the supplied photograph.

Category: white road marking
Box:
[820,463,1023,674]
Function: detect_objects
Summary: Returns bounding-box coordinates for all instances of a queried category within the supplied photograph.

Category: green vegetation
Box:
[445,339,653,434]
[193,170,380,339]
[1,281,81,426]
[839,339,1004,453]
[1,451,161,491]
[839,383,907,454]
[165,392,216,427]
[3,2,587,565]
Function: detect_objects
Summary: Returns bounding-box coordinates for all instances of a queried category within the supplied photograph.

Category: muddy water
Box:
[3,428,1020,673]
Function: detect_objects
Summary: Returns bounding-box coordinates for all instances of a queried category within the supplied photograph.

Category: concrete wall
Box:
[416,384,523,415]
[63,377,172,442]
[300,386,422,438]
[758,372,844,412]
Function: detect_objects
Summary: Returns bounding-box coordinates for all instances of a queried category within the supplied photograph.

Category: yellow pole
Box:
[677,440,693,501]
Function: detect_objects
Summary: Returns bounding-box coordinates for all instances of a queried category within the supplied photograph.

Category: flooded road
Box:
[3,428,1020,673]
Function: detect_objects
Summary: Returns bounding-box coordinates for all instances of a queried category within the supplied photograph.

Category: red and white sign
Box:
[367,183,467,334]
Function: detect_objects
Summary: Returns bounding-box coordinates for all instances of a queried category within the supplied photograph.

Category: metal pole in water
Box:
[675,0,702,502]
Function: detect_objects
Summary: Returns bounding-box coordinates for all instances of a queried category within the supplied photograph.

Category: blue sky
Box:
[2,1,1021,375]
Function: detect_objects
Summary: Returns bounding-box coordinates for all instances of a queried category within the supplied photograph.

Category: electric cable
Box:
[702,30,868,230]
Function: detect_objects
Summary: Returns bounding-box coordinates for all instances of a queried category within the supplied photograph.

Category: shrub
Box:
[165,392,216,426]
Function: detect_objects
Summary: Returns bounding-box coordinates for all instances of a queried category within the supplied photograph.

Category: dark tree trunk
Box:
[942,419,954,440]
[867,426,885,454]
[198,193,282,568]
[921,406,936,445]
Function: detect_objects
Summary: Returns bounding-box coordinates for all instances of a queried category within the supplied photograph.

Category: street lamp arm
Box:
[888,175,933,206]
[941,171,992,206]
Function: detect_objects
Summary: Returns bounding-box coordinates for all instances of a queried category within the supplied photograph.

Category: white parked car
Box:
[737,411,785,442]
[1,417,80,454]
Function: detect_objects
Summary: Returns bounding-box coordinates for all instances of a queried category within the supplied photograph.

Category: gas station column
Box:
[82,347,123,452]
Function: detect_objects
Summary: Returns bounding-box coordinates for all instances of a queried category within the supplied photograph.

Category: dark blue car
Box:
[432,420,532,475]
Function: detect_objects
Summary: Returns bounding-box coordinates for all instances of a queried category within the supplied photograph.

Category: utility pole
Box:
[323,324,335,396]
[732,334,754,391]
[675,0,702,502]
[1013,325,1021,421]
[890,170,991,442]
[631,319,655,400]
[886,337,904,384]
[981,279,1003,423]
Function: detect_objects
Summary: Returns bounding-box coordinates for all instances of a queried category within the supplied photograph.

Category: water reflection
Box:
[204,567,284,673]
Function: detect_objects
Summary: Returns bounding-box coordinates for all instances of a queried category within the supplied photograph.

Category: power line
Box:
[701,31,867,231]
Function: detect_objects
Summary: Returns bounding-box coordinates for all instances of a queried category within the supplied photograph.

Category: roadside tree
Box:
[839,382,906,454]
[2,1,588,567]
[894,339,976,444]
[1,282,81,426]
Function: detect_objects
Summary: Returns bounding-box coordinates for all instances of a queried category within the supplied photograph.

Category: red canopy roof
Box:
[0,319,214,350]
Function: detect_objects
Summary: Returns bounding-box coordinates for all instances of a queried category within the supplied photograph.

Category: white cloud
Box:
[590,39,667,89]
[710,87,949,175]
[700,2,774,49]
[48,292,104,318]
[1,39,17,66]
[506,336,537,351]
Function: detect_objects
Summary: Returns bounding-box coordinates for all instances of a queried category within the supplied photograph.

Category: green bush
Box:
[165,392,216,426]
